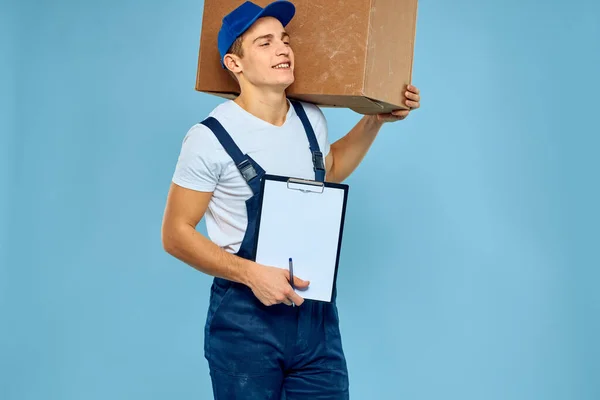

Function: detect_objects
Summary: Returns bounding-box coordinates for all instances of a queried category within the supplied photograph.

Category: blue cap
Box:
[218,1,296,69]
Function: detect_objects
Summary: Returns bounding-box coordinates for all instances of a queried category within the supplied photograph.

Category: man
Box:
[161,0,420,398]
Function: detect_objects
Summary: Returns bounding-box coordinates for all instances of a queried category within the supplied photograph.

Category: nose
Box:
[275,40,290,56]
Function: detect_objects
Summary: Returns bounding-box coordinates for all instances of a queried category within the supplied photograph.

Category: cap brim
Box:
[240,1,296,36]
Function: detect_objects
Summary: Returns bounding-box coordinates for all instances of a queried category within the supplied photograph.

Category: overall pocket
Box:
[204,280,234,356]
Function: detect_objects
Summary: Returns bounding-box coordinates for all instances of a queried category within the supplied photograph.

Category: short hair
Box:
[228,35,244,58]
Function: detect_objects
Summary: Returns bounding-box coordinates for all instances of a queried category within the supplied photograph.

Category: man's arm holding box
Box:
[325,85,421,183]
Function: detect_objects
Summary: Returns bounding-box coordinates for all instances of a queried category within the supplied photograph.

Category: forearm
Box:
[162,223,257,286]
[328,115,384,183]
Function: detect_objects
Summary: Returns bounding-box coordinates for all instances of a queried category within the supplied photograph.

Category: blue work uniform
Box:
[200,100,350,399]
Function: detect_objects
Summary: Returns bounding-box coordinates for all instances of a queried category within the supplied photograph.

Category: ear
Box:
[223,54,243,74]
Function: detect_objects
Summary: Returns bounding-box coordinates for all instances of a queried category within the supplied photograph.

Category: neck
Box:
[234,86,289,127]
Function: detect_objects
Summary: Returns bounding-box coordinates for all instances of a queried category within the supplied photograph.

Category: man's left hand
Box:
[375,84,421,123]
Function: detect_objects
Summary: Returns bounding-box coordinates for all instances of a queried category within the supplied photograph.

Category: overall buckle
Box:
[237,159,258,182]
[312,151,325,172]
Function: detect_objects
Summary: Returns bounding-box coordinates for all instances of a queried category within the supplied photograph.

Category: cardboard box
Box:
[196,0,418,115]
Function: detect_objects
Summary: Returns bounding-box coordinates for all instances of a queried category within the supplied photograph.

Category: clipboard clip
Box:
[287,178,325,194]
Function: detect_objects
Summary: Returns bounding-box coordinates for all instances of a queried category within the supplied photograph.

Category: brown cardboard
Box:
[196,0,418,115]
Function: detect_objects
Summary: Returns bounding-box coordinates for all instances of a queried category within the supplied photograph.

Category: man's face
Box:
[237,17,295,89]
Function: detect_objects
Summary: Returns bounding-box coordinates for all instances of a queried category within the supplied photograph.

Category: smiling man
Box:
[161,1,420,399]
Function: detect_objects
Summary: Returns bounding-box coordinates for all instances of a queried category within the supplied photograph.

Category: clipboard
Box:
[253,174,349,303]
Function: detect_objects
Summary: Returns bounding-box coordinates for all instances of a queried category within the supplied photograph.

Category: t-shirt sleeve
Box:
[171,124,222,192]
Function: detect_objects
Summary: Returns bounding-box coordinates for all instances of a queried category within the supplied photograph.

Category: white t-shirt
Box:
[172,98,331,254]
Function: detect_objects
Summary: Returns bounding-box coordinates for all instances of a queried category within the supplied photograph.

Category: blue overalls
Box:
[200,100,349,400]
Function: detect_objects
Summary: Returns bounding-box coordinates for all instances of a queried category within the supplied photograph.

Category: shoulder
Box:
[293,100,327,126]
[182,100,240,148]
[180,122,218,151]
[208,99,242,119]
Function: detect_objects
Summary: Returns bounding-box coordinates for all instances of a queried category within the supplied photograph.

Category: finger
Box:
[278,289,294,306]
[392,109,410,117]
[407,84,420,94]
[293,275,310,288]
[289,291,304,306]
[405,91,420,101]
[405,100,420,109]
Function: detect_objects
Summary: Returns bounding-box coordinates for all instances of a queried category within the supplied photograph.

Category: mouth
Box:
[272,62,291,70]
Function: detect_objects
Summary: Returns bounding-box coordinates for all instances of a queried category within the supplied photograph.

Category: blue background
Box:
[2,0,599,399]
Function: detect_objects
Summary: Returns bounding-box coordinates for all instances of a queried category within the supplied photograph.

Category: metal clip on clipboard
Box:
[286,178,325,194]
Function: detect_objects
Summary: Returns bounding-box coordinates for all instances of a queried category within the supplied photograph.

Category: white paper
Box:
[255,178,346,302]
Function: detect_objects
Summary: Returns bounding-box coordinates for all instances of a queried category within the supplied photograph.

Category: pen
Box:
[289,257,295,307]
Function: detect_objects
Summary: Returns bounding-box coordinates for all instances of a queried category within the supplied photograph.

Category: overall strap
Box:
[290,100,326,182]
[200,117,264,193]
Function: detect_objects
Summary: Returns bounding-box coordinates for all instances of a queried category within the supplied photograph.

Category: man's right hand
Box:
[246,263,310,307]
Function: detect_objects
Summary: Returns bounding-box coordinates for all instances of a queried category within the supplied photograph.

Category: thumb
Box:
[293,275,310,288]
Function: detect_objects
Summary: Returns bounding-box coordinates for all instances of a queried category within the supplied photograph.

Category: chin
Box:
[283,75,295,86]
[271,76,295,90]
